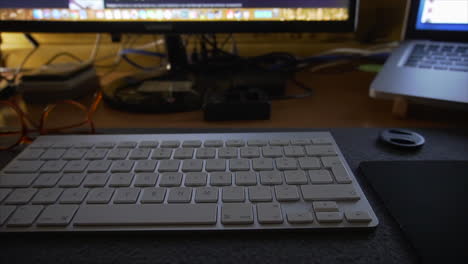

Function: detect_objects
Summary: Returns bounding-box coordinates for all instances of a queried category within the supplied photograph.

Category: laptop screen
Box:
[416,0,468,32]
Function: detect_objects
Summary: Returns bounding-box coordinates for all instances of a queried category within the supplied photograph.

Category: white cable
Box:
[87,33,102,63]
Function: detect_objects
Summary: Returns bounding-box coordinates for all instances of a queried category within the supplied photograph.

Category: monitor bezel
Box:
[0,1,358,33]
[405,0,468,42]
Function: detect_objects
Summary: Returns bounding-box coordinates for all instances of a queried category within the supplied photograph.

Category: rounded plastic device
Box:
[380,129,425,149]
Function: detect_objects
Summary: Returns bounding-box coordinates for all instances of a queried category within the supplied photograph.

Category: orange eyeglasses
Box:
[0,91,102,150]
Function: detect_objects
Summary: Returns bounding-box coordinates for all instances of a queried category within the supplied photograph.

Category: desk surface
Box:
[20,69,467,130]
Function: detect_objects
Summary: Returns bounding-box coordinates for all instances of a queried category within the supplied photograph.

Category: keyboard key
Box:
[248,186,272,202]
[204,140,223,147]
[331,164,352,184]
[74,142,94,149]
[109,173,134,187]
[182,140,202,148]
[283,146,305,157]
[40,149,66,160]
[221,203,253,224]
[235,171,257,186]
[311,138,333,145]
[52,143,73,149]
[218,148,238,159]
[316,212,344,223]
[17,149,44,160]
[85,149,108,160]
[139,141,158,148]
[321,156,341,168]
[108,149,130,160]
[160,140,180,148]
[259,171,283,185]
[95,142,116,149]
[196,148,216,159]
[74,204,217,225]
[184,172,207,187]
[40,160,67,173]
[269,139,289,146]
[32,188,63,204]
[287,212,314,224]
[275,185,299,201]
[117,141,137,148]
[181,159,203,172]
[111,160,135,173]
[262,146,283,158]
[275,158,298,170]
[4,161,44,173]
[257,203,283,224]
[309,170,333,184]
[252,158,274,171]
[0,206,16,225]
[158,160,181,172]
[87,160,112,173]
[298,157,321,169]
[195,187,219,203]
[306,145,337,156]
[313,201,339,212]
[151,149,173,160]
[291,139,310,146]
[7,205,43,227]
[5,188,37,205]
[59,188,88,204]
[167,187,192,203]
[301,185,360,201]
[210,172,232,186]
[140,188,166,203]
[134,173,159,187]
[33,173,61,187]
[222,187,245,202]
[174,148,194,159]
[345,211,372,223]
[159,173,183,187]
[134,160,158,172]
[83,173,110,187]
[37,205,78,226]
[229,159,250,171]
[226,140,244,147]
[86,188,115,204]
[62,149,87,160]
[284,170,308,185]
[247,140,267,147]
[29,142,53,149]
[0,173,37,187]
[63,160,89,173]
[205,159,226,172]
[113,188,140,204]
[240,147,260,158]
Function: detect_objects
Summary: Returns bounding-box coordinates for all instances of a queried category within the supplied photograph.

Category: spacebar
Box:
[73,204,218,226]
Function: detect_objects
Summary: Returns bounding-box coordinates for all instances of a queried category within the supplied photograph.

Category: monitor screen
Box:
[0,0,356,33]
[416,0,468,32]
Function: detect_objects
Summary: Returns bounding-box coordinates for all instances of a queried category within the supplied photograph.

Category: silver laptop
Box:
[370,0,468,108]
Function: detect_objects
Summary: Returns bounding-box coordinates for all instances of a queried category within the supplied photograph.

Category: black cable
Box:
[269,78,314,100]
[44,52,83,65]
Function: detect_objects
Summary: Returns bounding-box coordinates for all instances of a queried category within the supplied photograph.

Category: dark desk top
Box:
[1,128,467,264]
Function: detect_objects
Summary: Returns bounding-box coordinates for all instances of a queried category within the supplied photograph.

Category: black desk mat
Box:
[1,128,467,264]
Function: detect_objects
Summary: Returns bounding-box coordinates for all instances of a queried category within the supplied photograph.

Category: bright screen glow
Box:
[416,0,468,31]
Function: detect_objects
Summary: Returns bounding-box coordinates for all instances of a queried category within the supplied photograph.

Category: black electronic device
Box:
[204,86,271,121]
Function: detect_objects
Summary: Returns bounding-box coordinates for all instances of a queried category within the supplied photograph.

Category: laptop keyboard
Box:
[0,132,378,232]
[404,44,468,72]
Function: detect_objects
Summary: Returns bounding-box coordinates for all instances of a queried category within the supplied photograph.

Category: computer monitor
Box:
[0,1,357,33]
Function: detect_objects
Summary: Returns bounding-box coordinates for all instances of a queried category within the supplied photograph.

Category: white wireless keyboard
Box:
[0,132,378,232]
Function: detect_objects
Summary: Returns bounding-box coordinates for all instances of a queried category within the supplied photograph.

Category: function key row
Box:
[28,138,334,150]
[18,145,338,161]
